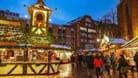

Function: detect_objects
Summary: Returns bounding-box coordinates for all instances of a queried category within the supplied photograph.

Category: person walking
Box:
[117,55,129,78]
[134,52,138,73]
[104,55,111,77]
[86,53,94,78]
[110,53,116,71]
[94,54,103,78]
[71,54,75,68]
[128,56,135,72]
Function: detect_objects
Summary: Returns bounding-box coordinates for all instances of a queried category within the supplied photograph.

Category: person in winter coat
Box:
[86,53,94,78]
[110,53,116,70]
[134,52,138,73]
[104,55,111,76]
[71,54,75,67]
[128,56,135,72]
[118,54,129,78]
[94,54,103,78]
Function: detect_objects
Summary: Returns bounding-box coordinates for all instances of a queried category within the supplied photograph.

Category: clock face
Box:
[31,10,48,36]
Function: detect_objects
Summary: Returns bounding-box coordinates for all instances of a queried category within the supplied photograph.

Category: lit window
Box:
[80,26,87,31]
[88,29,96,33]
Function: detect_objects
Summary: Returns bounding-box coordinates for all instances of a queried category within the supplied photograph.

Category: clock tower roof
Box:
[36,0,45,5]
[30,0,50,10]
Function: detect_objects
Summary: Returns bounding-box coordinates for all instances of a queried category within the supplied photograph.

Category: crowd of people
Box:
[70,52,138,78]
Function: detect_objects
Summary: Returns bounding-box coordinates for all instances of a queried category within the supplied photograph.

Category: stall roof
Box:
[109,38,127,45]
[50,44,71,49]
[88,48,101,52]
[121,36,138,48]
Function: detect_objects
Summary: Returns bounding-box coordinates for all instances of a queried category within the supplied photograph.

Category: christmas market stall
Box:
[121,36,138,58]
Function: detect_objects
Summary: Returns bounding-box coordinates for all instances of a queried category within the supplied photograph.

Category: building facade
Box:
[0,10,26,46]
[48,15,97,52]
[97,22,120,40]
[49,23,75,50]
[67,15,97,52]
[117,0,138,40]
[0,10,120,53]
[0,10,19,20]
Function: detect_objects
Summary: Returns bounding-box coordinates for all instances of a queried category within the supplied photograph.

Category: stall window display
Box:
[0,48,73,63]
[0,49,52,62]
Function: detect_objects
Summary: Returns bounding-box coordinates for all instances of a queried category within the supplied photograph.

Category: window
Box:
[49,28,52,33]
[37,14,43,21]
[85,22,91,27]
[58,29,62,35]
[80,32,87,37]
[88,34,93,38]
[71,31,74,38]
[88,29,96,33]
[63,30,66,36]
[80,26,87,31]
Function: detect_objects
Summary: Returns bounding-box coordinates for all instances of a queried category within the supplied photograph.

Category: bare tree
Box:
[101,9,117,24]
[96,9,120,40]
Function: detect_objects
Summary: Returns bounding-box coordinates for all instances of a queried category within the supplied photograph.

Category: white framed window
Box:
[80,26,87,31]
[88,29,96,33]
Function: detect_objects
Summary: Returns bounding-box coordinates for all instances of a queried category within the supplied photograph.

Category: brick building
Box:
[117,0,138,40]
[66,15,97,52]
[0,10,29,46]
[48,15,97,52]
[0,9,120,53]
[0,10,19,20]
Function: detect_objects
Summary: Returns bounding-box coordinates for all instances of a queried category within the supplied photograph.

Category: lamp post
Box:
[96,38,101,48]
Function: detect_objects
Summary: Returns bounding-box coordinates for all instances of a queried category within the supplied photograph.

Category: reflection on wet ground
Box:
[0,63,138,78]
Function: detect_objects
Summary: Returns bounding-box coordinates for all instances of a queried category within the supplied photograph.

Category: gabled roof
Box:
[31,0,51,10]
[88,48,101,52]
[66,17,83,25]
[66,15,93,25]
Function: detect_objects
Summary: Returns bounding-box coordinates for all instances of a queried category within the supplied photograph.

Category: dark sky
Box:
[0,0,119,24]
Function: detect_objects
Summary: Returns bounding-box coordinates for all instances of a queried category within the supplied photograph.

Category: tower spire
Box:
[37,0,45,5]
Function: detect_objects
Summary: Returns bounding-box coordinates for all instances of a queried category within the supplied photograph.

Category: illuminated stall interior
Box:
[120,36,138,58]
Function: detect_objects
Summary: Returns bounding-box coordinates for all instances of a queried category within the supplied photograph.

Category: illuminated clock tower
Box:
[28,0,51,36]
[27,0,53,45]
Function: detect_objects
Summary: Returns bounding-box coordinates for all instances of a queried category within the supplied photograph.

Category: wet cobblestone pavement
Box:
[0,63,138,78]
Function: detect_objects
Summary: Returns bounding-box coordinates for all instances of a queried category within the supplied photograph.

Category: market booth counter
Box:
[0,61,60,76]
[120,36,138,68]
[0,46,61,76]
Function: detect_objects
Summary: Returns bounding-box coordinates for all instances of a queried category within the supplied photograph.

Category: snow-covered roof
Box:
[49,23,62,27]
[50,44,71,49]
[88,48,101,52]
[17,43,32,47]
[109,38,127,44]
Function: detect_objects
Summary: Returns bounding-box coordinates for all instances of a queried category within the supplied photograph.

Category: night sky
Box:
[0,0,119,24]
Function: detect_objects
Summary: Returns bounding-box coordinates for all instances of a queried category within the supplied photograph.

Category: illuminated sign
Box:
[0,20,21,26]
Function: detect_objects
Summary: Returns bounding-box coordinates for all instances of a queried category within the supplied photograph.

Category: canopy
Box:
[121,36,138,49]
[88,48,101,52]
[50,44,71,50]
[109,38,127,45]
